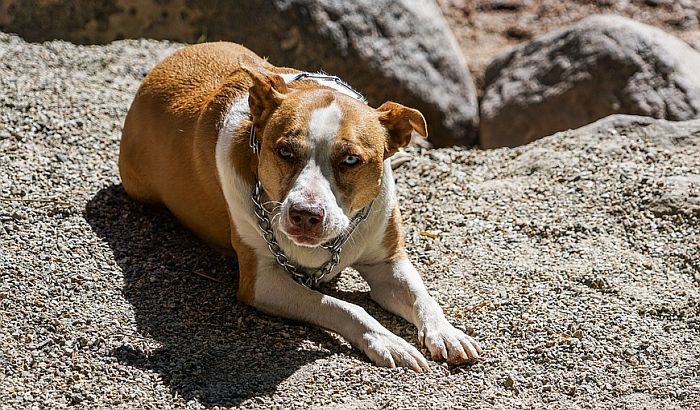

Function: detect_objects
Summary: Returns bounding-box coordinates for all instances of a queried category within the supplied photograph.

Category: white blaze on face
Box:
[280,100,350,245]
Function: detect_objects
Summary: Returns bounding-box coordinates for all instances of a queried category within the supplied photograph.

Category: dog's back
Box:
[119,42,262,251]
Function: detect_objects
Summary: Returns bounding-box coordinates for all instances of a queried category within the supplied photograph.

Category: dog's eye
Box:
[278,146,294,161]
[342,155,361,166]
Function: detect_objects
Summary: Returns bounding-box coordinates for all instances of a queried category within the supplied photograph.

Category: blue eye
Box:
[342,155,361,166]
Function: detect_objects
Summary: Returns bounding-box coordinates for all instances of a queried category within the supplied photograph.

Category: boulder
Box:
[0,0,479,147]
[480,14,700,149]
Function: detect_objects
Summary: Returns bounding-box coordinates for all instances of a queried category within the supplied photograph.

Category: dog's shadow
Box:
[84,184,358,407]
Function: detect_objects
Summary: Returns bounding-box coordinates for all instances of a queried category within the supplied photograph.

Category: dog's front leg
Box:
[246,261,430,371]
[355,258,482,364]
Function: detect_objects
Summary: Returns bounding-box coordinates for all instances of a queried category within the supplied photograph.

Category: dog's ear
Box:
[239,55,288,126]
[376,101,428,158]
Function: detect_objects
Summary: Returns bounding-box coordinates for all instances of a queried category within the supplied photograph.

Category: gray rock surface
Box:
[646,175,700,216]
[0,0,478,147]
[481,14,700,148]
[2,33,699,408]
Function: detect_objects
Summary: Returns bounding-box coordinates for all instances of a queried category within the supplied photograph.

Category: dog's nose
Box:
[289,204,325,232]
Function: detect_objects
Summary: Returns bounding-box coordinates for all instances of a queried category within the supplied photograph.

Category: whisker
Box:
[341,204,380,247]
[263,203,283,213]
[262,201,283,211]
[262,200,282,206]
[271,212,282,226]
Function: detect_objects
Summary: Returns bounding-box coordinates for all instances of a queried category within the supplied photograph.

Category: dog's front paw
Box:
[362,331,430,372]
[418,320,482,364]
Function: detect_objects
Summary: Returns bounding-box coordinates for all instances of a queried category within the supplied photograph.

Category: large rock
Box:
[0,0,479,147]
[480,14,700,149]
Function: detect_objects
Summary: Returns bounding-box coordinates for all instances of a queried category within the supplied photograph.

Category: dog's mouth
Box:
[289,234,326,247]
[280,226,330,248]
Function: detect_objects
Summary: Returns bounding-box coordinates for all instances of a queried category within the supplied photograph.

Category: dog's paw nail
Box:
[421,321,482,364]
[364,331,428,371]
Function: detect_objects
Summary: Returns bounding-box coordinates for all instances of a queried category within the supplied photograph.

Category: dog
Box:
[119,42,481,371]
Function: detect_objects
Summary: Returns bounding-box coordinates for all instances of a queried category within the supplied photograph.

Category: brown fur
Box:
[120,43,258,252]
[378,102,427,158]
[120,42,426,300]
[382,205,407,260]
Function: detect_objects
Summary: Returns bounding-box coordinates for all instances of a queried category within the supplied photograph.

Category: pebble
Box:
[1,31,698,409]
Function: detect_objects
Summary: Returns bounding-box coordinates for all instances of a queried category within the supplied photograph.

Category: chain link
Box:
[251,178,372,288]
[292,73,367,103]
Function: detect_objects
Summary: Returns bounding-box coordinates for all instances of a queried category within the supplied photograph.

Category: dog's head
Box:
[242,62,427,247]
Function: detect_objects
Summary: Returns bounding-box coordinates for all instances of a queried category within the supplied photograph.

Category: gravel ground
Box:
[1,33,699,409]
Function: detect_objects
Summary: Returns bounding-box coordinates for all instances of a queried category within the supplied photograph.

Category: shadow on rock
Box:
[84,184,334,407]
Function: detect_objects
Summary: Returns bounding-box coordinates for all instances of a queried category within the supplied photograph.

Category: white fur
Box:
[215,93,267,251]
[308,100,343,141]
[355,258,483,362]
[213,73,480,370]
[279,101,349,246]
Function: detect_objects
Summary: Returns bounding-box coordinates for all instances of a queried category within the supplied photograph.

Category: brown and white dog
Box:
[119,42,481,371]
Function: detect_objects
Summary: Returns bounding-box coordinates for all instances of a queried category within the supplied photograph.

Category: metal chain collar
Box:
[249,72,371,288]
[251,179,372,288]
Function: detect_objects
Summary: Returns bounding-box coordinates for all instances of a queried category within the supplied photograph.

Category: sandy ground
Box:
[1,32,699,409]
